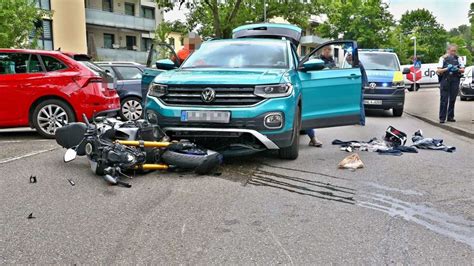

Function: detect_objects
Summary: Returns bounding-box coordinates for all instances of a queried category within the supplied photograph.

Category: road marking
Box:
[0,148,57,164]
[0,139,52,145]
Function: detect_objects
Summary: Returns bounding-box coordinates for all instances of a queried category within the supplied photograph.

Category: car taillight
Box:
[73,76,102,88]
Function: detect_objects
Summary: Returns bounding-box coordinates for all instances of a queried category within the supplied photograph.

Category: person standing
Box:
[436,44,464,123]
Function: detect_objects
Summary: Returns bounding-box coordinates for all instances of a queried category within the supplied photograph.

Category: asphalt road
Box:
[0,111,473,264]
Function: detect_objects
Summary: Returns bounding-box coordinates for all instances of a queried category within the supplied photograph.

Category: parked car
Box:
[0,49,120,138]
[144,23,363,160]
[354,49,410,117]
[459,66,473,101]
[95,62,145,120]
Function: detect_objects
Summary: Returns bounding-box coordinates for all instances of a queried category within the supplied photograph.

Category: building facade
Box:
[84,0,164,63]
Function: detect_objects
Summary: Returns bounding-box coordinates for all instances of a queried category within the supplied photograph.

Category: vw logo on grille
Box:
[369,82,377,89]
[201,88,216,103]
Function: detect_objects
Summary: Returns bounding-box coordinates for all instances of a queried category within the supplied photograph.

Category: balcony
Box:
[85,8,156,32]
[96,48,148,64]
[300,35,330,46]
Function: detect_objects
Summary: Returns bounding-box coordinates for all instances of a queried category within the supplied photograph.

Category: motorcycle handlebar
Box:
[82,114,90,127]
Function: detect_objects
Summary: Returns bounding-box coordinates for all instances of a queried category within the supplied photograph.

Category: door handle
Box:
[348,74,361,79]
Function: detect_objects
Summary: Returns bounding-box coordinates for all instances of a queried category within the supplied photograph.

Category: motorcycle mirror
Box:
[64,148,77,163]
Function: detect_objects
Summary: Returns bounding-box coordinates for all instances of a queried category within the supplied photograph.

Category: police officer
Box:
[436,44,465,123]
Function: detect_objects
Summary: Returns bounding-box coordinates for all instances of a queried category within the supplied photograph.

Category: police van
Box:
[357,49,410,117]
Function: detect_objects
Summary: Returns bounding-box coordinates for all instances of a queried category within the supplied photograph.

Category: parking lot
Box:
[1,111,472,264]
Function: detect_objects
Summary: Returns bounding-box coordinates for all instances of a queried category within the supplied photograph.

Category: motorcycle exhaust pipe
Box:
[103,174,131,188]
[116,140,171,148]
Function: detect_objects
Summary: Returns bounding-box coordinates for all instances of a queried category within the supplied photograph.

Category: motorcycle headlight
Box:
[148,83,167,98]
[255,83,293,98]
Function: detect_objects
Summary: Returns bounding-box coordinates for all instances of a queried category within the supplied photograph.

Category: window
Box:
[35,0,51,10]
[41,55,67,72]
[168,37,175,49]
[115,67,142,80]
[0,53,43,74]
[126,36,136,50]
[141,38,152,52]
[182,41,289,69]
[102,0,113,12]
[99,66,116,78]
[125,2,135,16]
[141,6,155,19]
[308,43,356,70]
[103,34,114,49]
[358,53,400,71]
[34,19,54,50]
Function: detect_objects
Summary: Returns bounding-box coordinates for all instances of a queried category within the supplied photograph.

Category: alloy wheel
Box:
[36,104,69,135]
[121,99,143,121]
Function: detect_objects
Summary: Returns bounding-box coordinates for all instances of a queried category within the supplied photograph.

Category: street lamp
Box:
[263,0,268,22]
[410,36,417,91]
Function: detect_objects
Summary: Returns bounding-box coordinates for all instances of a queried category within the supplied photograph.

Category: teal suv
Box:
[145,24,362,159]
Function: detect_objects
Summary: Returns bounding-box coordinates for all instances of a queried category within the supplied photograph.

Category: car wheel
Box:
[120,97,143,121]
[408,84,414,92]
[32,99,75,138]
[393,107,404,117]
[279,106,300,160]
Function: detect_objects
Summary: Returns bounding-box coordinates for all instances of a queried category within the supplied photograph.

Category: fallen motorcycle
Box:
[55,114,222,187]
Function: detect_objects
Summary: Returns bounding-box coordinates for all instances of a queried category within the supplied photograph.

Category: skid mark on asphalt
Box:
[245,167,474,249]
[248,169,355,205]
[358,194,474,249]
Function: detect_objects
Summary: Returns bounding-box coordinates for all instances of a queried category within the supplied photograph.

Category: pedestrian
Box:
[436,44,465,123]
[305,45,337,147]
[345,53,368,126]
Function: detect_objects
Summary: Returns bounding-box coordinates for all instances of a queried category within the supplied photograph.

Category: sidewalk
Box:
[404,87,473,139]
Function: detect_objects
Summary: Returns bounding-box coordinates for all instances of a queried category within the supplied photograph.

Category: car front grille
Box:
[160,85,264,106]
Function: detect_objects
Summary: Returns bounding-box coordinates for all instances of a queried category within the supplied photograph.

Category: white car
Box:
[459,66,473,101]
[402,63,440,91]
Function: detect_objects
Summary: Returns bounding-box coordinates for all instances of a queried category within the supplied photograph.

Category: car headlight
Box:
[148,83,167,97]
[255,83,293,98]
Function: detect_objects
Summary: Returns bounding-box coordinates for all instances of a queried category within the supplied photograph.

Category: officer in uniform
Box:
[436,44,465,123]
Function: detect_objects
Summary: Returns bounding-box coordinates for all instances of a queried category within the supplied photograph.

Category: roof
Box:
[95,61,144,67]
[232,23,302,34]
[0,48,64,55]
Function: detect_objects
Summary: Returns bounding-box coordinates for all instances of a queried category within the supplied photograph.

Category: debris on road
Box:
[27,213,35,219]
[29,175,37,183]
[338,154,364,170]
[411,130,456,152]
[66,178,75,186]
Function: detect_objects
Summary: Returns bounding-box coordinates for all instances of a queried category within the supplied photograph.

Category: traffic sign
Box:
[414,60,422,70]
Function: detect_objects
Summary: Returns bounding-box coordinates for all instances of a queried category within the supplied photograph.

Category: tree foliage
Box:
[155,0,320,39]
[396,9,448,64]
[0,0,51,48]
[317,0,394,48]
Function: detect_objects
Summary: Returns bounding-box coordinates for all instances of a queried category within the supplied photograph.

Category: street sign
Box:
[414,60,422,70]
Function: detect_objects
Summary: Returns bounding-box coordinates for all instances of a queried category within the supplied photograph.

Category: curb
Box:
[405,112,474,139]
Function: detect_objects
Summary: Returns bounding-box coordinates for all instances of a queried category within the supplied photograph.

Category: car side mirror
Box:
[300,59,325,72]
[402,68,410,74]
[156,59,177,70]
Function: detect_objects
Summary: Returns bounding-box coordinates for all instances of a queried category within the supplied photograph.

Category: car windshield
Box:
[181,41,289,69]
[359,53,400,71]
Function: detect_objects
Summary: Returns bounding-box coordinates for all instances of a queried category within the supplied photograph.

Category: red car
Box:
[0,49,120,137]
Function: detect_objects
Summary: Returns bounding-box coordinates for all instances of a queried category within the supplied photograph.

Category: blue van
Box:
[144,24,362,159]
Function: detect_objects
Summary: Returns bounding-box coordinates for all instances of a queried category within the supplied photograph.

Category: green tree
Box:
[156,0,320,39]
[154,22,174,59]
[317,0,394,48]
[0,0,51,48]
[397,9,448,63]
[449,36,472,65]
[469,3,474,51]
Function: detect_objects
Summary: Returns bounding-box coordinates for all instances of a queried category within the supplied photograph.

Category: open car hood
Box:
[232,23,302,47]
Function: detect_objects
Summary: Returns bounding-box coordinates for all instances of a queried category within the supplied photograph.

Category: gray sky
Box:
[385,0,471,30]
[164,0,472,30]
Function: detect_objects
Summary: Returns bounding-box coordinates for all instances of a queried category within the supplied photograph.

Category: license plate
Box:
[364,100,382,105]
[181,111,230,123]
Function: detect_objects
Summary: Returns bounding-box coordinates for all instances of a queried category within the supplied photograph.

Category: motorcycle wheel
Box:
[161,150,222,175]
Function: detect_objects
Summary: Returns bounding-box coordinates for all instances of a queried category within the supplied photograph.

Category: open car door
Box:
[298,40,362,129]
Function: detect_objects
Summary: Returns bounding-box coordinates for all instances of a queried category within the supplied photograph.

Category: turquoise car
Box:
[145,24,362,159]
